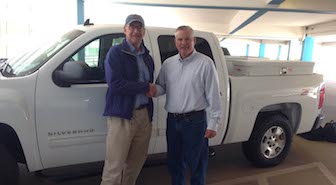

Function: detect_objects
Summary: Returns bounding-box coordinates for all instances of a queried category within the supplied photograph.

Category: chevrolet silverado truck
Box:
[0,22,325,184]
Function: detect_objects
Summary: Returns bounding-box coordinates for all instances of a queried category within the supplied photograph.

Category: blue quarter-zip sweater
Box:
[103,39,154,121]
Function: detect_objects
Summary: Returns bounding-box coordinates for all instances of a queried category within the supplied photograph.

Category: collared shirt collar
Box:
[178,50,197,63]
[126,40,145,55]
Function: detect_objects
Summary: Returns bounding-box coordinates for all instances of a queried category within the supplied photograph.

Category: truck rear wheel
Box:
[242,114,293,167]
[0,143,19,185]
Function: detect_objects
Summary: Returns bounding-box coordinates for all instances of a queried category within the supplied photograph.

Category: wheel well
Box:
[0,123,26,164]
[257,103,302,132]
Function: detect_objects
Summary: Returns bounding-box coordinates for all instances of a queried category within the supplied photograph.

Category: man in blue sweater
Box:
[101,14,156,185]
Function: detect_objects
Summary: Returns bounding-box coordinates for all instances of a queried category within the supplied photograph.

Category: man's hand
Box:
[204,129,216,138]
[146,83,157,97]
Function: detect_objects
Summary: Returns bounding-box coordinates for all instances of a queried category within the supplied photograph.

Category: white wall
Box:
[313,43,336,124]
[314,43,336,81]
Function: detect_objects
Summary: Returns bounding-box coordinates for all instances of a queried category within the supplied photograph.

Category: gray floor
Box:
[18,136,336,185]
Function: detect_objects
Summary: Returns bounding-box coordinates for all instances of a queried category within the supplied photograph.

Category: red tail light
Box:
[318,85,326,109]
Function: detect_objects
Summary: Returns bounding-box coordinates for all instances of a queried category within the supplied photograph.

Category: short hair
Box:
[175,25,194,36]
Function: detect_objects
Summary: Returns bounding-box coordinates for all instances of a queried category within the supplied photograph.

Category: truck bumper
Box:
[311,114,324,130]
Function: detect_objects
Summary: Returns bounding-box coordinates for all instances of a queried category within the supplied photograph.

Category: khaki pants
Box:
[101,108,152,185]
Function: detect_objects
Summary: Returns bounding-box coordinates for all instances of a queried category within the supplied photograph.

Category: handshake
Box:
[146,83,157,97]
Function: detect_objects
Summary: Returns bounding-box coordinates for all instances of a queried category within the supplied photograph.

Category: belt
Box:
[135,104,148,110]
[168,110,205,118]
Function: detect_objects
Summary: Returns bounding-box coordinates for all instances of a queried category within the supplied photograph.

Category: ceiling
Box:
[86,0,336,41]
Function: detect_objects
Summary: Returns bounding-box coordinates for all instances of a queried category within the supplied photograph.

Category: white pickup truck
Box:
[0,22,325,184]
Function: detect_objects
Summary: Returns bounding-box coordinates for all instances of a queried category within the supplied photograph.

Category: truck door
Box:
[35,31,158,168]
[148,31,229,153]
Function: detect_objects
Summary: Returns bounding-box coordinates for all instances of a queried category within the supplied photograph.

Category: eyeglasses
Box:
[128,24,144,31]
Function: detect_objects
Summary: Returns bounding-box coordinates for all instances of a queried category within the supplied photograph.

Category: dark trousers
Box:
[166,111,209,185]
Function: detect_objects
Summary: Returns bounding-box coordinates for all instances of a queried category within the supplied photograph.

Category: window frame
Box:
[53,33,125,87]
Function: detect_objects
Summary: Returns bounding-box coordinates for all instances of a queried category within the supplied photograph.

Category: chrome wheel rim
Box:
[261,126,286,159]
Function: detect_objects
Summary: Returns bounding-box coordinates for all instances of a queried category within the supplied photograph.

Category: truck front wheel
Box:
[242,114,293,167]
[0,143,19,185]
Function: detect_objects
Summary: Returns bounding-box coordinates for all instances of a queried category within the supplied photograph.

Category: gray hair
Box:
[175,25,194,36]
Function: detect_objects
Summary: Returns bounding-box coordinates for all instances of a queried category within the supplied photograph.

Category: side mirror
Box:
[52,62,88,87]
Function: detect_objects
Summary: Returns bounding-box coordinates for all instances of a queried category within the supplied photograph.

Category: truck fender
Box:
[0,89,43,171]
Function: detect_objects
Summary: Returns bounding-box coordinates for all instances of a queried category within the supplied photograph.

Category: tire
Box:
[0,143,19,185]
[242,114,293,167]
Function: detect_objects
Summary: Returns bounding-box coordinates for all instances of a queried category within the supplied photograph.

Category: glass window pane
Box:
[58,33,125,84]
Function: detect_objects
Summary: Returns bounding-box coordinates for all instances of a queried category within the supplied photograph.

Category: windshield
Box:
[2,29,84,77]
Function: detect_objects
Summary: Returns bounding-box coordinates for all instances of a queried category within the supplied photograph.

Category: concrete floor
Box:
[18,136,336,185]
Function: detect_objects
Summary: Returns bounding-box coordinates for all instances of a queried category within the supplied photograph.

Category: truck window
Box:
[71,34,124,69]
[157,35,214,63]
[53,33,124,86]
